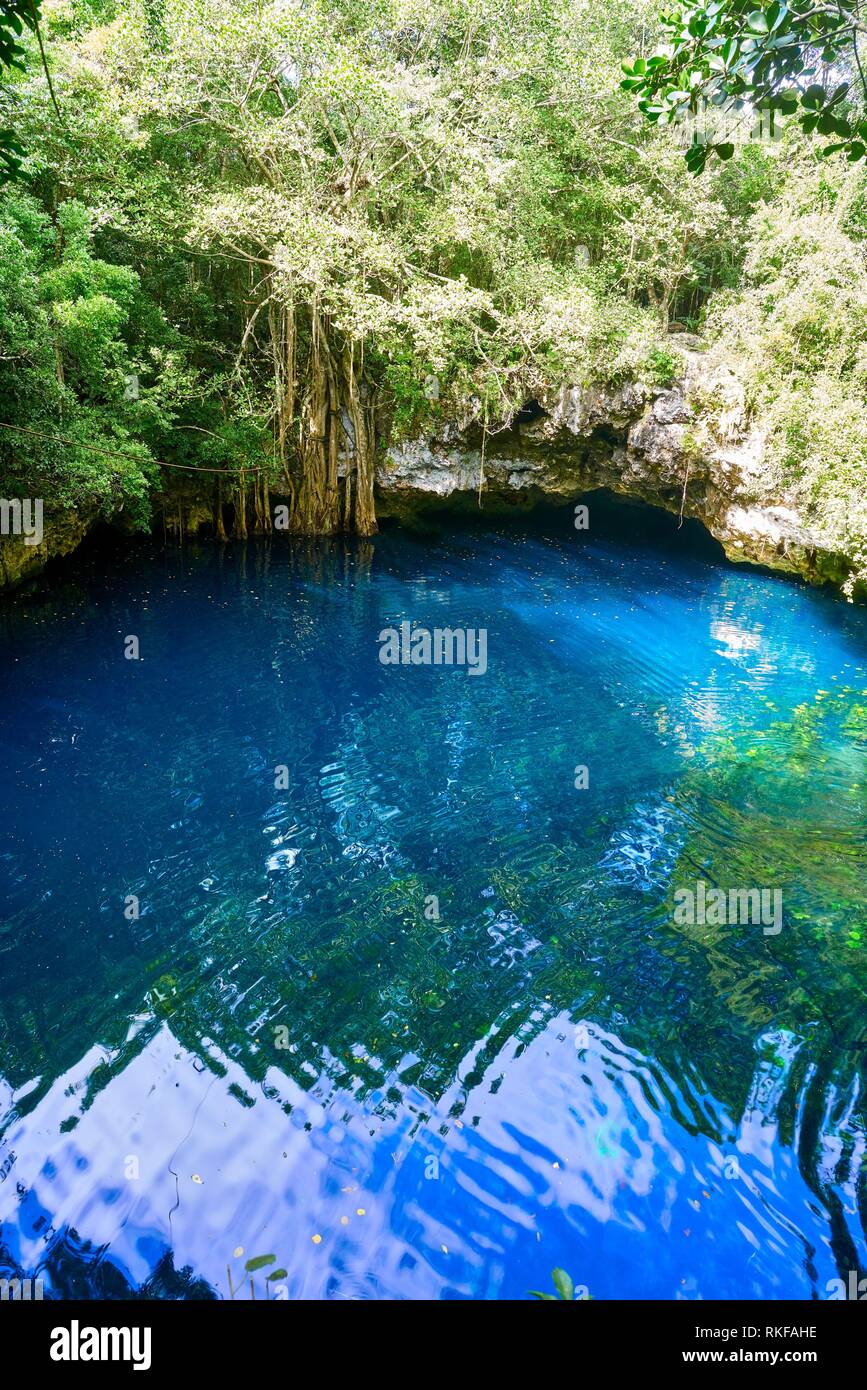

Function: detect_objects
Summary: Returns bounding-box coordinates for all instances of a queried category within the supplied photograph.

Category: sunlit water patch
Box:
[0,508,865,1299]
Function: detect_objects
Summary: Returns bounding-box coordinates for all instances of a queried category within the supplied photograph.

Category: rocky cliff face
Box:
[1,337,858,595]
[0,506,97,592]
[379,336,854,591]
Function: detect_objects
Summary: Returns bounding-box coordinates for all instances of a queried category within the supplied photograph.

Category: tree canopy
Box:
[623,1,867,171]
[0,0,865,584]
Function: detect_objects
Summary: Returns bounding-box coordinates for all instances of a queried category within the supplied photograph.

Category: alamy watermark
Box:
[0,497,43,546]
[674,881,782,936]
[50,1321,152,1371]
[675,96,784,150]
[378,621,487,676]
[0,1276,44,1300]
[826,1271,867,1300]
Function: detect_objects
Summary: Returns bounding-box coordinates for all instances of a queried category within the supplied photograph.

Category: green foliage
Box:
[646,344,681,385]
[623,1,867,173]
[2,0,694,498]
[0,0,863,558]
[0,191,159,525]
[0,1,42,180]
[700,152,867,591]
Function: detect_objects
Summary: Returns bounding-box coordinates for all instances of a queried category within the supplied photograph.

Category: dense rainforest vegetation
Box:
[0,0,866,572]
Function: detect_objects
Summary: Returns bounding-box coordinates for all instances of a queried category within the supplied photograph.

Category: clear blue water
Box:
[1,504,866,1300]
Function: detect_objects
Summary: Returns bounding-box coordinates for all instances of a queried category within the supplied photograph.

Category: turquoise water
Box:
[1,505,866,1300]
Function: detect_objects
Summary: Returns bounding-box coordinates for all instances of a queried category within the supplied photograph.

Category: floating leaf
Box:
[245,1253,276,1272]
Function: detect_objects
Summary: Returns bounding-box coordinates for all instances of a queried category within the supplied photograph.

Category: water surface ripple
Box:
[0,510,865,1299]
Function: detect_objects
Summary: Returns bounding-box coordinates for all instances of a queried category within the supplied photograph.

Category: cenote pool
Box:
[1,504,865,1300]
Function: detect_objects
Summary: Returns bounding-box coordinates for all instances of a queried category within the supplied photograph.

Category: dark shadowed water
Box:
[1,503,865,1300]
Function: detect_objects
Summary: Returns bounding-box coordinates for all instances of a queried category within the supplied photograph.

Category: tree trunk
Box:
[343,343,377,537]
[267,290,378,537]
[234,469,248,538]
[215,478,227,540]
